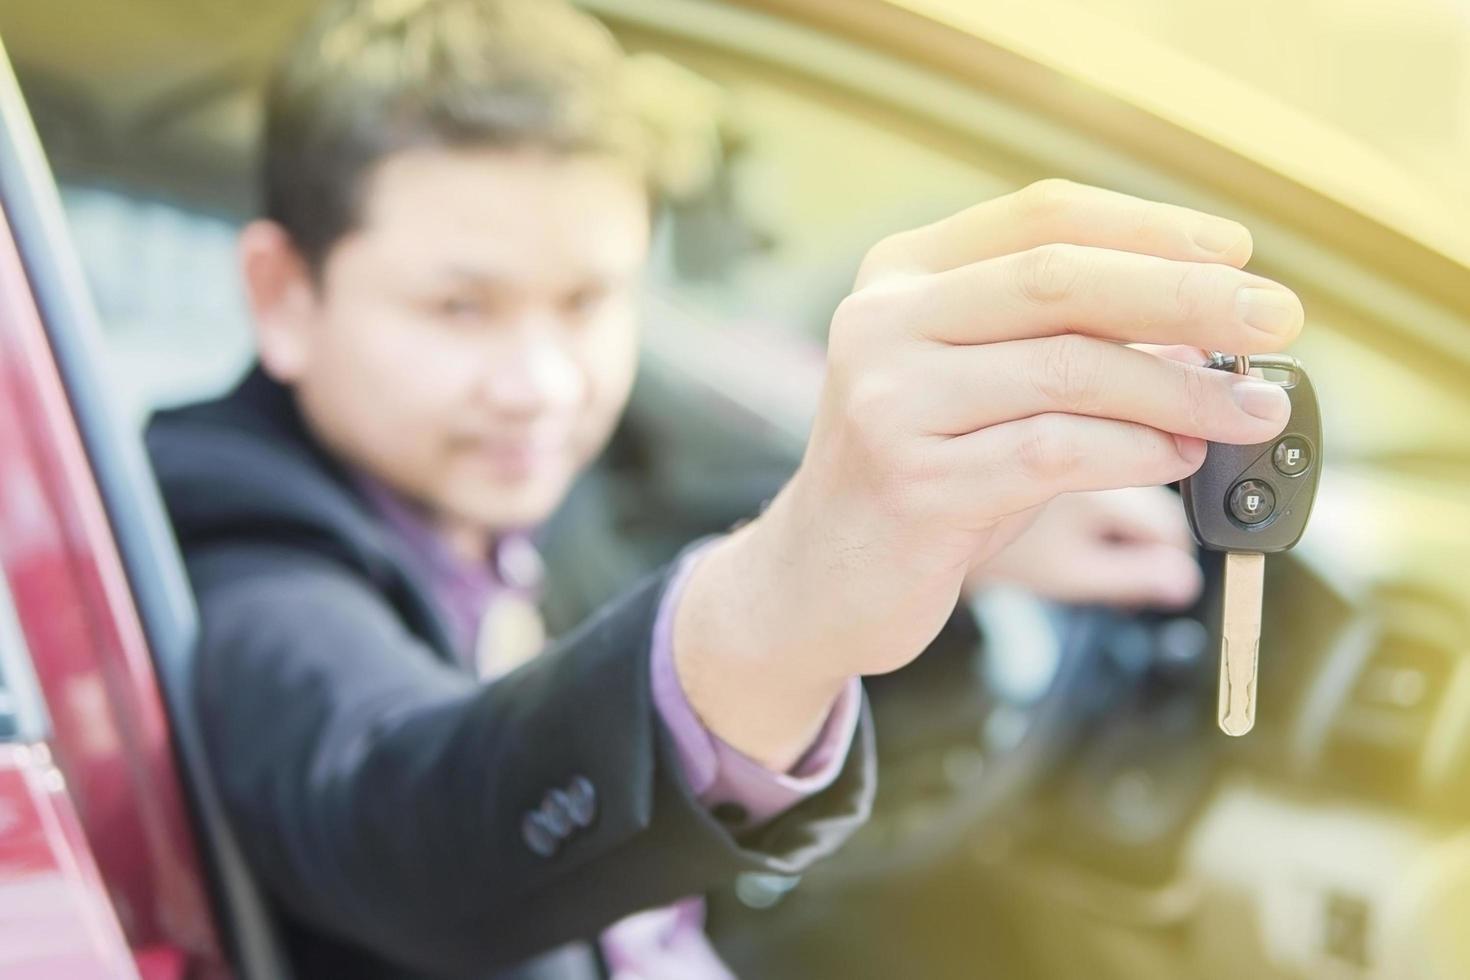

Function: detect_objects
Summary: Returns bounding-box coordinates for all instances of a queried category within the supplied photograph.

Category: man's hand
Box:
[674,180,1303,769]
[966,486,1203,610]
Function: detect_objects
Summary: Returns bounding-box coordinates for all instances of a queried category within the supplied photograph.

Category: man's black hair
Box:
[262,0,716,275]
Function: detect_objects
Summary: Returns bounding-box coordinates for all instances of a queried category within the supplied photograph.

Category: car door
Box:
[0,32,287,980]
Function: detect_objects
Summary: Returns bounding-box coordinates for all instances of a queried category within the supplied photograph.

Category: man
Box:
[146,0,1303,977]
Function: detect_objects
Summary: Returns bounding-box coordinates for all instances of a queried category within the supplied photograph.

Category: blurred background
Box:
[0,1,1467,978]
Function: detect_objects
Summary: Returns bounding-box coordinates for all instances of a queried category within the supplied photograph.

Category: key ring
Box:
[1210,351,1251,375]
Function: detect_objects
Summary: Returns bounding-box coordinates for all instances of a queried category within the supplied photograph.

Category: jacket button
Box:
[565,775,597,828]
[522,811,559,857]
[736,872,802,910]
[538,793,573,838]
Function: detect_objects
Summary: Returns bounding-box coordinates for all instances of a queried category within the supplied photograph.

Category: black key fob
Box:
[1181,354,1322,554]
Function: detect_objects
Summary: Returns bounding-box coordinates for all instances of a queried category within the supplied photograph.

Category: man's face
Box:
[263,147,651,544]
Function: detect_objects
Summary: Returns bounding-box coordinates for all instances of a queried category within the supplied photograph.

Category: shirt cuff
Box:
[649,539,863,831]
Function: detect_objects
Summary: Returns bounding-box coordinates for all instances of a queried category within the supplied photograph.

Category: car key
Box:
[1180,353,1321,736]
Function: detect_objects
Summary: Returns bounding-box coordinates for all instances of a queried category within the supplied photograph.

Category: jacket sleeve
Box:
[187,543,875,975]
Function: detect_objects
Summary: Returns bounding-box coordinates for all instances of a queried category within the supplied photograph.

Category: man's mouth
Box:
[461,435,568,479]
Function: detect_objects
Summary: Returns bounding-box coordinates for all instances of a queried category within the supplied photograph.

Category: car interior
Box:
[1,0,1467,977]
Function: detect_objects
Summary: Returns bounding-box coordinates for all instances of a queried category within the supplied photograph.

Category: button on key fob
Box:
[1180,353,1322,736]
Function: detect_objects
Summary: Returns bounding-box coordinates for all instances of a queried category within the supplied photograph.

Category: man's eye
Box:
[437,296,487,319]
[564,287,609,317]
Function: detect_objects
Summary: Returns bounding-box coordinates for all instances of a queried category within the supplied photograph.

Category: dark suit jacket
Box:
[146,367,875,979]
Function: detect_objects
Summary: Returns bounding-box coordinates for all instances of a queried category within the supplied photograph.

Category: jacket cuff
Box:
[649,539,863,831]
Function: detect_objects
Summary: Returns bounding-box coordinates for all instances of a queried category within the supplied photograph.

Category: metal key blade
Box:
[1218,551,1265,736]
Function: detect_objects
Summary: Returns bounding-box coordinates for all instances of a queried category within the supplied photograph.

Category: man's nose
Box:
[477,325,584,416]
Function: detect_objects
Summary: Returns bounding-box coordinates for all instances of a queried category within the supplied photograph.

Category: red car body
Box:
[0,47,228,979]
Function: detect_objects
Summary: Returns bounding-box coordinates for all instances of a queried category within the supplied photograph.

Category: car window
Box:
[60,187,251,424]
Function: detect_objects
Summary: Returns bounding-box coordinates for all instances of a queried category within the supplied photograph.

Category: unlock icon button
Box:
[1273,436,1313,477]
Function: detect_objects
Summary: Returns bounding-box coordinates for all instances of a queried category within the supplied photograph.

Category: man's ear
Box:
[239,219,318,383]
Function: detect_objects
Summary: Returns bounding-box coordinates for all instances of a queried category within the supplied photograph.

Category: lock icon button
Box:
[1228,479,1276,526]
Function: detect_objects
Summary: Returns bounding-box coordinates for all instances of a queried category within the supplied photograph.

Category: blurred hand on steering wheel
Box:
[965,485,1204,610]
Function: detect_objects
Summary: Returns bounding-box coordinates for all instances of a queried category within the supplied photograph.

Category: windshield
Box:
[899,0,1470,265]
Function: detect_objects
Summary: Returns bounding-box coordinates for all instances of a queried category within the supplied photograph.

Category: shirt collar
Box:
[350,471,545,656]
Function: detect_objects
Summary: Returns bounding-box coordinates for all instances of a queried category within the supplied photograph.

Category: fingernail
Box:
[1231,380,1291,422]
[1173,434,1207,465]
[1236,287,1304,336]
[1192,221,1249,257]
